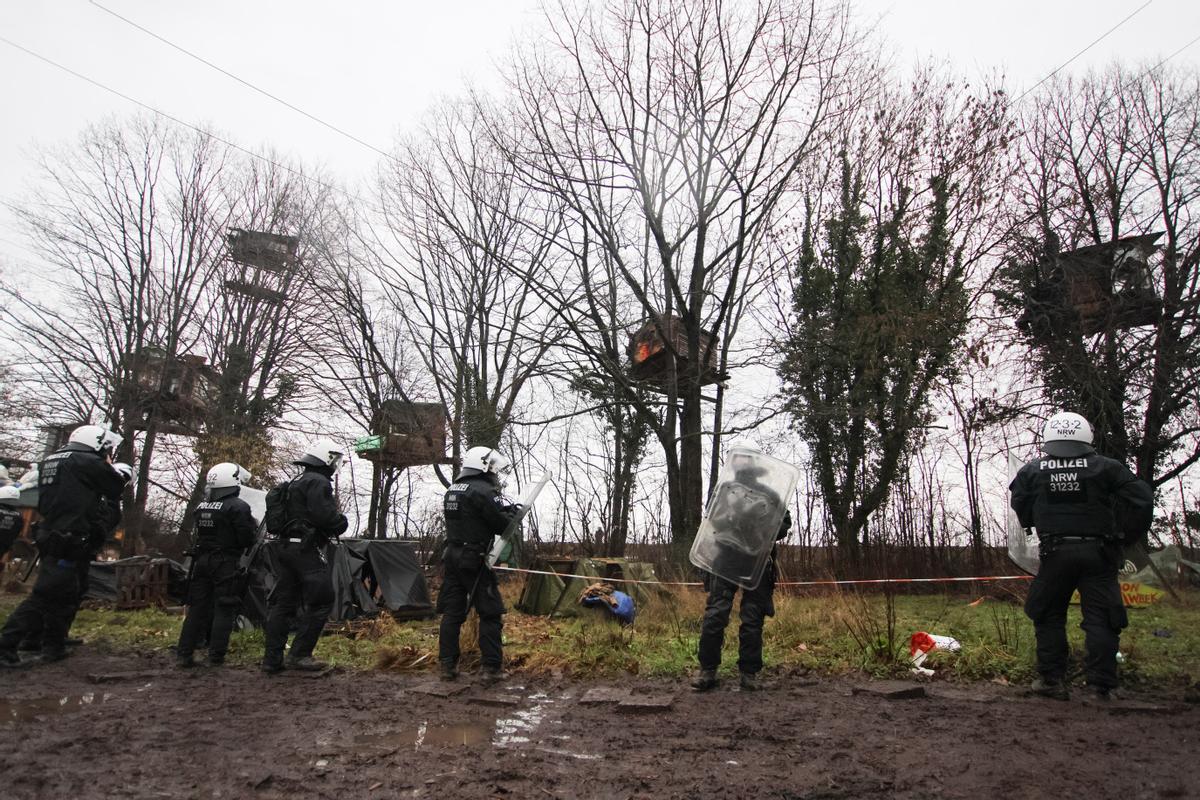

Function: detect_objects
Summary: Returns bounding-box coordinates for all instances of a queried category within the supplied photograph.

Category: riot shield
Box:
[488,472,552,567]
[689,447,800,589]
[1006,452,1040,575]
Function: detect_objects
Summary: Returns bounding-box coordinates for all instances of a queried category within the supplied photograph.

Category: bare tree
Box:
[369,100,560,470]
[2,116,232,552]
[497,0,860,550]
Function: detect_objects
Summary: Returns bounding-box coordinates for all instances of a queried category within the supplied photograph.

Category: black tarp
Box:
[241,538,433,626]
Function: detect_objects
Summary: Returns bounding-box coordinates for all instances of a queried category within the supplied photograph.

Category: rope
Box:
[491,565,1033,588]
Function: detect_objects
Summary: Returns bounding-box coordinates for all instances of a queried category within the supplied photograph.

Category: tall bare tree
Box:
[2,116,232,551]
[369,101,560,471]
[497,0,860,549]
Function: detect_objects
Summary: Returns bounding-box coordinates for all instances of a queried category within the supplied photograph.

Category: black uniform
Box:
[437,472,517,671]
[1010,450,1152,690]
[177,488,255,664]
[0,503,22,557]
[698,510,791,677]
[21,494,122,652]
[262,466,347,670]
[0,444,125,662]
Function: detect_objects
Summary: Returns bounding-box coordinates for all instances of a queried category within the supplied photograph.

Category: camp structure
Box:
[628,313,725,388]
[224,228,299,305]
[241,538,434,625]
[515,556,667,618]
[1017,232,1163,337]
[121,347,221,435]
[352,400,452,469]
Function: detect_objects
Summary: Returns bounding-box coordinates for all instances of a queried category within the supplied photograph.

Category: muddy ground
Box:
[1,647,1197,800]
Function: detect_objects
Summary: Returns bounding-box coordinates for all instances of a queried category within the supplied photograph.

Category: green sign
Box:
[352,434,384,453]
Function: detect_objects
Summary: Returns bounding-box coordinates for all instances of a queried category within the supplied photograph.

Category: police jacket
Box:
[38,444,127,534]
[284,467,348,540]
[443,472,517,548]
[1009,449,1153,541]
[192,487,255,553]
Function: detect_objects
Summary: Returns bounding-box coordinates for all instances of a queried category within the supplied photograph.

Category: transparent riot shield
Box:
[689,447,800,589]
[1006,453,1040,575]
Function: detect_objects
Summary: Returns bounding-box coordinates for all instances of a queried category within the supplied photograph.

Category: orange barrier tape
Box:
[491,565,1033,588]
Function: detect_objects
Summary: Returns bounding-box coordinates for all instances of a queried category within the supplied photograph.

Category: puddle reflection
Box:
[1,693,112,724]
[356,692,600,760]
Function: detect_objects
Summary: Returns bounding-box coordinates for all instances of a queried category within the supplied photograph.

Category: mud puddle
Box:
[1,692,113,724]
[354,689,601,761]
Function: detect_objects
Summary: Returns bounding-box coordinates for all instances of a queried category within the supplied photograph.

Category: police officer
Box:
[261,440,348,674]
[17,462,129,654]
[1010,411,1153,701]
[177,462,255,668]
[692,508,792,692]
[0,485,22,559]
[0,424,126,666]
[437,446,519,685]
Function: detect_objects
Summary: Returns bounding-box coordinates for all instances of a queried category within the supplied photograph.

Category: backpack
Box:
[263,480,294,537]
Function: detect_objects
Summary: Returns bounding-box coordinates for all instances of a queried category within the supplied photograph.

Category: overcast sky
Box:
[2,0,1198,269]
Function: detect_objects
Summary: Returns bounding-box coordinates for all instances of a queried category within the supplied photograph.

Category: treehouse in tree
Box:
[122,347,220,434]
[628,313,723,387]
[224,228,299,305]
[353,400,452,469]
[1019,232,1163,336]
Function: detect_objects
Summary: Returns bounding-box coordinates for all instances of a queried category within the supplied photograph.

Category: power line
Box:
[1015,0,1154,102]
[0,35,356,201]
[89,0,397,164]
[1141,31,1200,77]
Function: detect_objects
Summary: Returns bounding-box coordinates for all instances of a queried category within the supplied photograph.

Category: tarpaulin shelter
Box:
[515,557,667,618]
[241,538,434,626]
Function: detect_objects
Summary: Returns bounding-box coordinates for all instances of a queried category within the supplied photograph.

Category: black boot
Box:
[439,659,459,681]
[479,666,508,686]
[286,656,329,672]
[690,669,719,692]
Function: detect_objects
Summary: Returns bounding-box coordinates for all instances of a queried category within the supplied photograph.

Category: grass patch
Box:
[3,584,1199,688]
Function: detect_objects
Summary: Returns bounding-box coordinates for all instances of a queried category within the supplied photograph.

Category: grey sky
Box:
[1,0,1198,265]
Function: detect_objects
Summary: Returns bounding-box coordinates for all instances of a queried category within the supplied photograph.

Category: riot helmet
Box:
[1042,411,1095,458]
[458,445,512,485]
[0,485,20,503]
[294,440,345,471]
[69,424,123,457]
[112,462,135,484]
[206,462,249,497]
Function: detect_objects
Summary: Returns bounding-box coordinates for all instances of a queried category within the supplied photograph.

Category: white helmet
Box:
[0,485,20,502]
[294,439,345,471]
[0,465,9,482]
[206,462,250,490]
[458,446,512,484]
[1042,412,1095,457]
[69,424,123,455]
[112,462,135,484]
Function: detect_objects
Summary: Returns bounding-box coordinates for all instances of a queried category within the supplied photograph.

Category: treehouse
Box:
[1019,232,1163,336]
[352,400,452,469]
[122,348,220,434]
[224,228,298,305]
[628,313,724,387]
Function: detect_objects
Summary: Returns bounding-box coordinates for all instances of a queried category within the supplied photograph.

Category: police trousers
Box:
[177,552,243,662]
[263,542,334,667]
[1025,538,1127,689]
[437,542,505,669]
[0,558,84,658]
[697,563,777,675]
